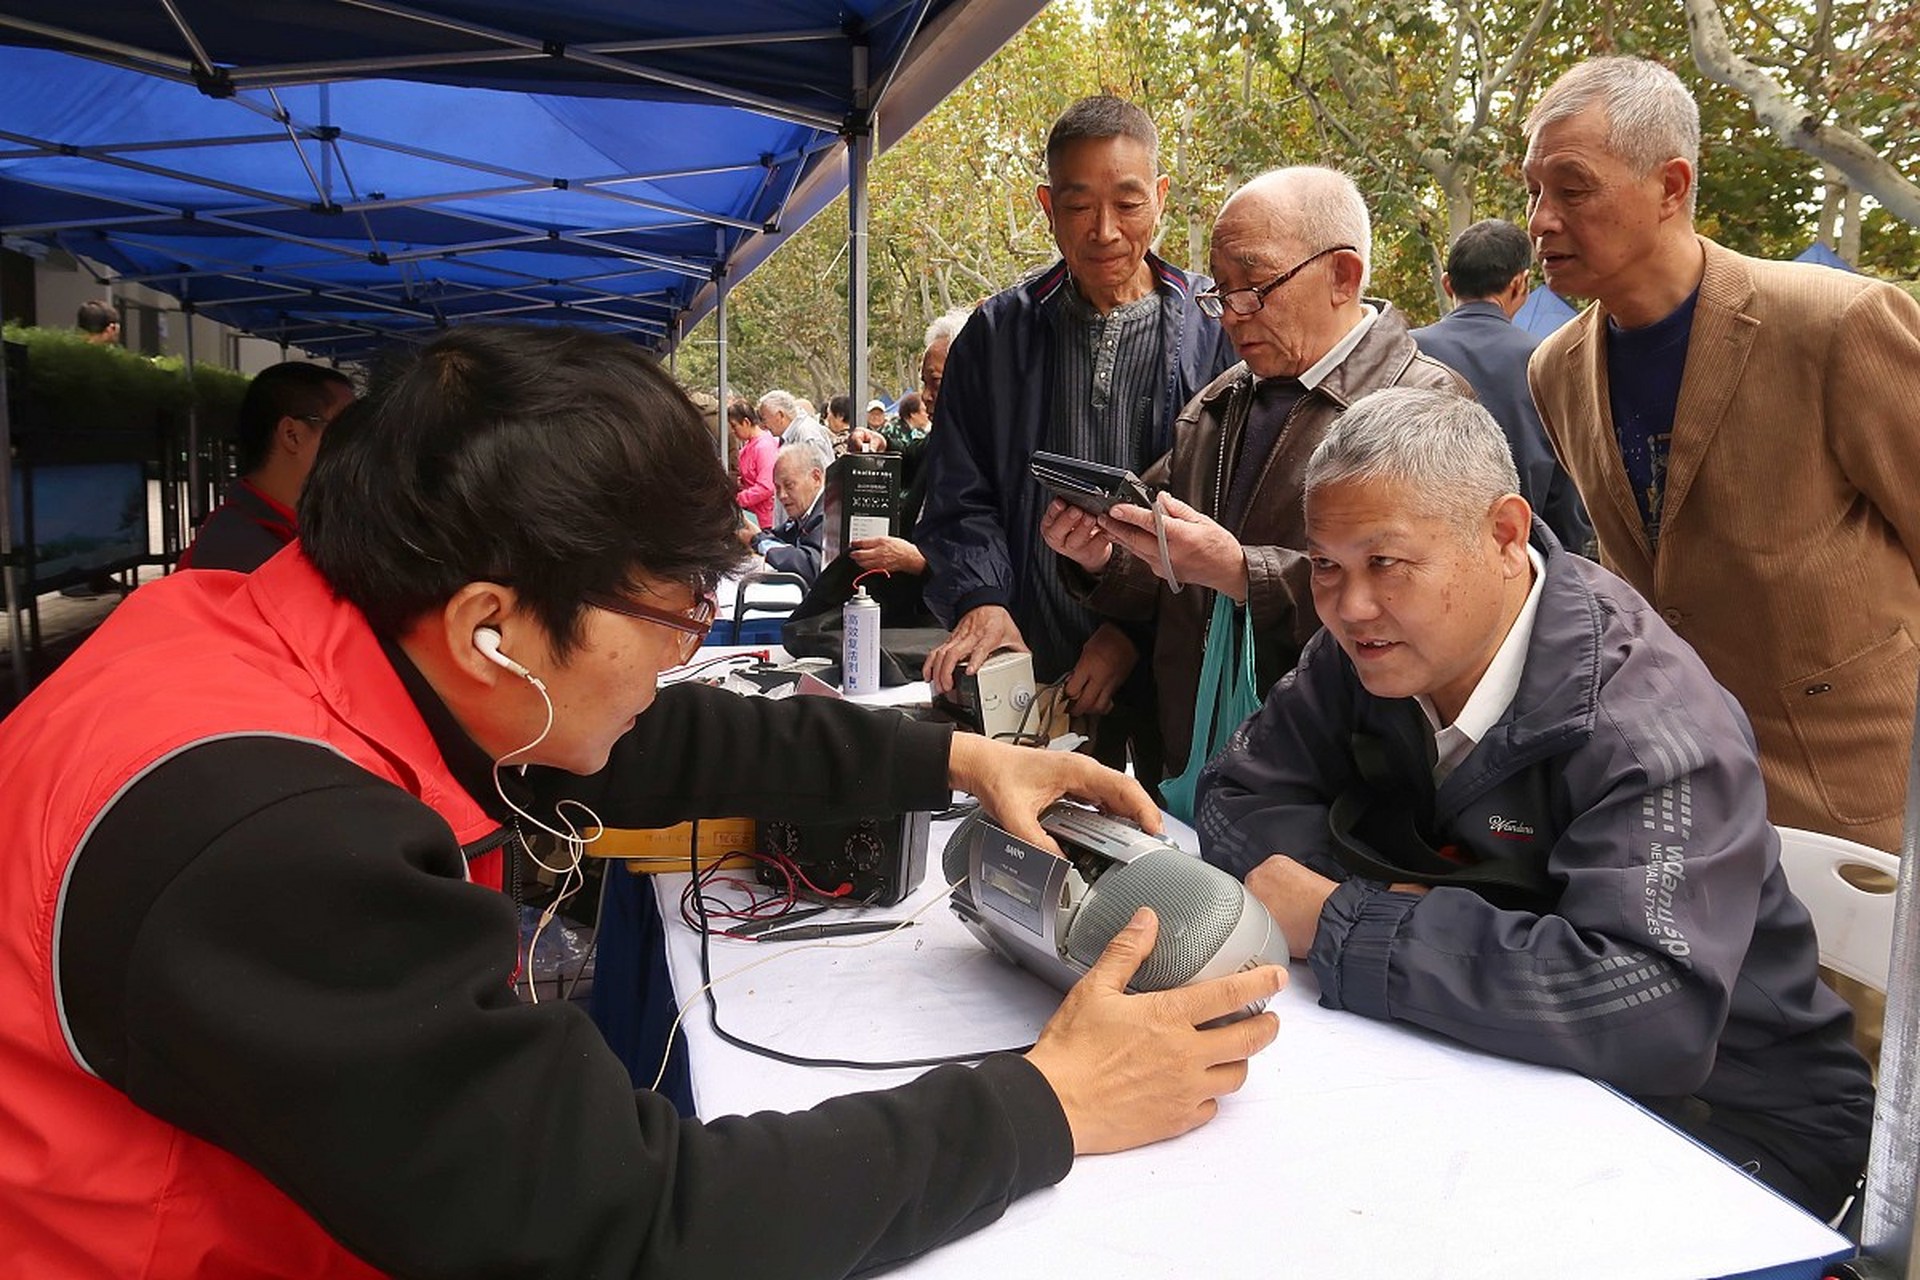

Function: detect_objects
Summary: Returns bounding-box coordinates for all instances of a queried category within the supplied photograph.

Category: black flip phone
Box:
[1029,450,1155,516]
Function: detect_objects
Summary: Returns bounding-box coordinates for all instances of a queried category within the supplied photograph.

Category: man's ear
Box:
[1036,182,1056,230]
[440,581,527,683]
[1658,156,1695,220]
[1328,249,1366,304]
[1489,494,1534,572]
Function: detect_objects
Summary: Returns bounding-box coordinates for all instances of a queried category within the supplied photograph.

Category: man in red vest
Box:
[181,360,355,571]
[0,323,1281,1278]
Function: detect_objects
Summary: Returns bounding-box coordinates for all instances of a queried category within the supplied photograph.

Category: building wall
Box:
[21,248,331,376]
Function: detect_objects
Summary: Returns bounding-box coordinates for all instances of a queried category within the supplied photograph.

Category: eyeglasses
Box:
[1195,245,1357,319]
[582,589,718,667]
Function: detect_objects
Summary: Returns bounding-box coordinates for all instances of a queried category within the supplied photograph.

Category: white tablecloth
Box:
[656,818,1850,1280]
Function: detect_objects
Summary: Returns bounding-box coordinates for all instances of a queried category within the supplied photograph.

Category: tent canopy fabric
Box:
[0,0,1043,358]
[1794,241,1856,272]
[1513,283,1579,338]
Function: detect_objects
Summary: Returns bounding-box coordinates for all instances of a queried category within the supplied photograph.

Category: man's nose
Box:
[1333,578,1381,624]
[1526,196,1557,239]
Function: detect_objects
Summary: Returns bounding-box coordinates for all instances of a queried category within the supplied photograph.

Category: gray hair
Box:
[1233,167,1373,291]
[1046,95,1158,173]
[1305,388,1520,536]
[1526,57,1700,212]
[773,442,825,480]
[757,389,800,420]
[923,306,972,353]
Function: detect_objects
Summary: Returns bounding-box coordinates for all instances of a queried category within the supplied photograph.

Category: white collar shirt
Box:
[1416,544,1547,784]
[1296,303,1379,391]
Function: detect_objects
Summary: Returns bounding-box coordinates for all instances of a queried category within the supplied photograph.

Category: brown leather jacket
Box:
[1070,303,1470,775]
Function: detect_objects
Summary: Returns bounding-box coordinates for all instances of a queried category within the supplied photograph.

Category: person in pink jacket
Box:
[728,396,777,531]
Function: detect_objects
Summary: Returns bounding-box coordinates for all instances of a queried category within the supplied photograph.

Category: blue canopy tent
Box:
[1794,241,1856,272]
[0,1,1045,365]
[0,0,1046,688]
[1513,282,1578,337]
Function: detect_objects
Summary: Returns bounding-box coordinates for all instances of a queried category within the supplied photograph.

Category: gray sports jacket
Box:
[1197,525,1871,1185]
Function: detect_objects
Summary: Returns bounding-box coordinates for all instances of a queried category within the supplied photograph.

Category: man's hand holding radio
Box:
[1041,498,1115,573]
[925,605,1029,695]
[1100,493,1250,600]
[1026,907,1285,1154]
[945,732,1160,855]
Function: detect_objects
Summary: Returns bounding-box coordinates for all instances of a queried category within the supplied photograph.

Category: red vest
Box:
[0,547,503,1277]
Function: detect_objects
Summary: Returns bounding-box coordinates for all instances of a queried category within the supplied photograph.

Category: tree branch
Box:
[1685,0,1920,227]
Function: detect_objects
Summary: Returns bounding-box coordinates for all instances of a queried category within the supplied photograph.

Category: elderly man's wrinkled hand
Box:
[1041,498,1115,574]
[1101,493,1249,600]
[1062,623,1137,717]
[924,605,1027,695]
[1244,854,1338,960]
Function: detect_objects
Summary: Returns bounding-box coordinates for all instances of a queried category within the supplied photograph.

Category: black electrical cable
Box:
[686,822,1034,1071]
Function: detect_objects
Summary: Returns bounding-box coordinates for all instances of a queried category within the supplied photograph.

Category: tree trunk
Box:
[1816,169,1843,246]
[1685,0,1920,229]
[1839,186,1863,263]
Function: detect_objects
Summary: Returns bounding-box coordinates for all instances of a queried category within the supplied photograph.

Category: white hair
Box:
[923,306,972,352]
[1233,167,1373,292]
[774,442,824,480]
[757,389,800,420]
[1305,388,1519,536]
[1526,57,1700,213]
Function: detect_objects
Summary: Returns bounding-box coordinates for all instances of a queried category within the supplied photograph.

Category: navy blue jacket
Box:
[1197,525,1870,1206]
[1411,301,1592,552]
[755,496,825,587]
[914,254,1237,676]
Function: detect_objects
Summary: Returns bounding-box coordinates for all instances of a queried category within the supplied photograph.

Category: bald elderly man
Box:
[1045,166,1467,800]
[745,446,827,587]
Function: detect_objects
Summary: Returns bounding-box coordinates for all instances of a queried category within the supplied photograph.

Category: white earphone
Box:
[473,626,534,681]
[471,622,594,1004]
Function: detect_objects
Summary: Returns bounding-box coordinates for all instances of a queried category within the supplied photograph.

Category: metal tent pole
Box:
[0,267,27,702]
[846,41,872,409]
[1860,698,1920,1274]
[713,226,730,464]
[182,299,206,527]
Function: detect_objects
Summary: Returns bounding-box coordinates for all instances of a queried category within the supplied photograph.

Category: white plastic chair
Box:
[1775,826,1900,993]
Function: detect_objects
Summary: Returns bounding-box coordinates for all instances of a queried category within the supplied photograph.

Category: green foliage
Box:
[678,0,1920,389]
[2,323,252,435]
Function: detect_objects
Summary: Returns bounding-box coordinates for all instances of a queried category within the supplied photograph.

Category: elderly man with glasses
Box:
[1044,166,1467,794]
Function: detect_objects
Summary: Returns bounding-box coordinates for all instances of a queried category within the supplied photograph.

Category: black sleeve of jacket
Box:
[540,680,956,826]
[912,314,1018,625]
[59,738,1071,1279]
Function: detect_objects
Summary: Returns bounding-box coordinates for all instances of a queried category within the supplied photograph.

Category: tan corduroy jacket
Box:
[1529,236,1920,851]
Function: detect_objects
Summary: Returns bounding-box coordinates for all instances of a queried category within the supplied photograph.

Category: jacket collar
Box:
[1442,299,1511,324]
[1482,522,1604,761]
[242,546,500,823]
[1200,299,1422,413]
[1561,235,1755,564]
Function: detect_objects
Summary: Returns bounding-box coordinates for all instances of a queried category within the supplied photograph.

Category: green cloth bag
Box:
[1160,591,1261,823]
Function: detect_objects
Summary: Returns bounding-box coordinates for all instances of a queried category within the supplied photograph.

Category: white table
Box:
[655,819,1851,1280]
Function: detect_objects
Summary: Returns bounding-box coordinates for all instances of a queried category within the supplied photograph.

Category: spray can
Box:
[842,581,881,696]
